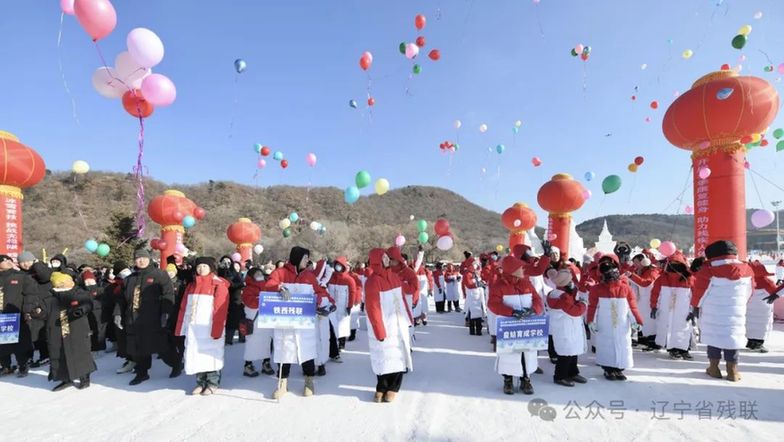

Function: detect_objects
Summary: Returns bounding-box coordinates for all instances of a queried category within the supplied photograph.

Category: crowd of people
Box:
[0,237,780,401]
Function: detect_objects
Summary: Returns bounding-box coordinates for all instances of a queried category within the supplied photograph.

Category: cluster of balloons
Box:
[72,160,90,175]
[89,24,176,118]
[434,218,454,251]
[570,43,591,61]
[602,175,622,194]
[731,25,752,50]
[254,144,289,169]
[763,64,784,74]
[278,212,302,237]
[439,140,458,153]
[345,171,389,203]
[627,156,645,173]
[398,14,441,76]
[772,128,784,152]
[416,219,429,244]
[309,221,327,236]
[751,209,775,229]
[84,239,111,257]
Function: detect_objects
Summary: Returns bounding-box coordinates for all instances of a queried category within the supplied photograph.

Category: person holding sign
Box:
[263,246,329,399]
[45,272,96,391]
[488,256,543,395]
[174,257,229,396]
[546,268,588,387]
[365,248,413,403]
[240,267,275,377]
[587,254,644,381]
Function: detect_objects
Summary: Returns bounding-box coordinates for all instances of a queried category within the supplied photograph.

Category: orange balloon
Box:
[122,89,154,118]
[628,163,638,172]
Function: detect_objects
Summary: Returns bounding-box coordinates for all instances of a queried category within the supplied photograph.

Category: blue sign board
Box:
[0,313,20,344]
[258,292,316,330]
[496,315,549,353]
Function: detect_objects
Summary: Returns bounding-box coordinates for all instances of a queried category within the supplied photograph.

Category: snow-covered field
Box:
[2,300,783,442]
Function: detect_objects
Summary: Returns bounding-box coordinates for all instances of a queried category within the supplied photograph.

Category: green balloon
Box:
[418,231,429,244]
[731,34,747,50]
[777,140,784,152]
[416,219,428,232]
[399,42,406,54]
[602,175,622,194]
[570,48,578,57]
[96,243,110,257]
[773,128,784,139]
[282,227,291,238]
[413,64,422,74]
[355,170,371,189]
[453,143,460,151]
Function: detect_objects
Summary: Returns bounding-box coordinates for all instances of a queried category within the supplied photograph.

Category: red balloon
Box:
[631,95,636,101]
[150,239,160,250]
[367,97,375,106]
[415,14,426,30]
[122,90,154,118]
[428,49,440,61]
[634,156,644,166]
[580,53,589,61]
[434,218,450,236]
[740,135,753,144]
[761,139,769,147]
[157,240,168,251]
[281,159,289,169]
[193,207,206,220]
[721,63,731,71]
[261,146,271,156]
[416,36,426,47]
[650,100,659,109]
[173,211,184,223]
[359,54,372,71]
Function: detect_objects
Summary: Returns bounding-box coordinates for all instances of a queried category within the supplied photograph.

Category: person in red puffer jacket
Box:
[240,267,275,378]
[175,257,229,396]
[649,252,693,360]
[546,268,588,387]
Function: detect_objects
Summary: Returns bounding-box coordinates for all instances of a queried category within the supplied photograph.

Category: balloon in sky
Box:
[434,219,450,236]
[415,14,426,30]
[395,235,406,247]
[61,0,76,15]
[416,36,426,47]
[349,99,358,109]
[84,239,98,252]
[234,58,247,73]
[514,120,522,128]
[254,143,262,153]
[74,0,117,41]
[355,170,371,188]
[182,215,196,229]
[96,243,110,257]
[141,73,176,107]
[261,146,270,156]
[412,64,422,75]
[731,34,747,50]
[72,160,90,174]
[257,159,266,169]
[454,120,462,129]
[359,51,373,70]
[682,49,693,59]
[418,232,429,244]
[428,49,440,61]
[405,43,419,59]
[280,159,289,169]
[650,238,661,249]
[774,128,784,139]
[436,235,454,251]
[375,178,390,195]
[751,209,775,228]
[658,241,677,257]
[306,153,317,167]
[289,212,299,222]
[738,24,752,36]
[115,51,150,90]
[584,171,595,181]
[127,28,165,68]
[279,218,291,230]
[344,186,360,204]
[531,157,542,167]
[601,175,622,194]
[479,123,488,133]
[634,156,644,166]
[416,219,428,232]
[91,67,124,99]
[122,90,154,118]
[496,144,505,154]
[753,11,763,20]
[273,151,283,161]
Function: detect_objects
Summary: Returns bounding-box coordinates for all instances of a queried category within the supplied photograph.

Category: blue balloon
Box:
[289,212,299,222]
[344,186,360,204]
[496,144,505,154]
[254,143,262,153]
[584,171,595,181]
[349,100,358,109]
[273,151,284,161]
[84,239,98,253]
[513,127,519,134]
[234,58,247,74]
[716,87,734,100]
[183,215,196,229]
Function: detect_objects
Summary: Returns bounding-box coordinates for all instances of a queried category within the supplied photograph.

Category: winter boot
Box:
[348,329,357,342]
[303,376,315,397]
[272,378,288,399]
[129,372,150,386]
[373,392,384,403]
[534,367,544,374]
[116,360,135,374]
[555,378,575,387]
[706,359,723,379]
[52,381,73,392]
[520,377,534,395]
[261,359,275,375]
[201,386,217,396]
[668,349,682,360]
[725,362,741,382]
[30,357,50,368]
[77,374,91,390]
[680,350,694,360]
[16,363,29,378]
[383,391,397,402]
[603,369,618,381]
[169,363,183,378]
[243,361,260,378]
[503,376,514,395]
[571,374,588,384]
[316,365,326,377]
[615,370,627,381]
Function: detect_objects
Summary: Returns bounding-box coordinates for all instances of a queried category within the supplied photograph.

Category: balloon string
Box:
[748,168,784,194]
[533,3,545,38]
[229,75,239,139]
[662,165,693,213]
[748,167,766,209]
[57,12,80,126]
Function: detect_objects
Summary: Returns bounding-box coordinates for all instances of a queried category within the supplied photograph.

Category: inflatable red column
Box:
[537,173,587,255]
[147,190,203,264]
[663,71,779,258]
[227,217,261,268]
[501,202,537,249]
[0,132,45,260]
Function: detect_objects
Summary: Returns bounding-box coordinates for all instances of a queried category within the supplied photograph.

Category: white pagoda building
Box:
[594,220,617,254]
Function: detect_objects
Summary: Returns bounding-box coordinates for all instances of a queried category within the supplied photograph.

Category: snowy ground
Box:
[2,299,783,442]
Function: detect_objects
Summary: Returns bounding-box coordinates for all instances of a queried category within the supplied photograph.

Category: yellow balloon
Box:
[750,133,762,143]
[682,49,693,59]
[375,178,390,195]
[628,163,638,173]
[650,239,661,248]
[278,218,291,230]
[738,24,752,36]
[496,244,504,253]
[72,160,90,174]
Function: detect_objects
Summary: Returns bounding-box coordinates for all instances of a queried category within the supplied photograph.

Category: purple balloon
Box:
[141,73,176,107]
[751,209,775,229]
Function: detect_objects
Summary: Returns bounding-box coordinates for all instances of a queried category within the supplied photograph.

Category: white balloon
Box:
[115,51,151,89]
[279,218,291,229]
[91,67,124,99]
[310,221,320,231]
[127,28,165,68]
[453,119,462,129]
[436,235,454,251]
[405,43,420,59]
[253,244,264,255]
[479,123,488,133]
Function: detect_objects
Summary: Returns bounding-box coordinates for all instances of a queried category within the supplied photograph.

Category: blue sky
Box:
[2,0,784,223]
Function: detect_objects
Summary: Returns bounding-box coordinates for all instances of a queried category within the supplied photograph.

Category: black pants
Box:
[554,355,580,381]
[34,334,49,361]
[280,359,316,379]
[469,318,483,335]
[451,300,460,310]
[328,322,340,358]
[435,301,445,312]
[376,372,404,393]
[133,350,177,375]
[173,336,185,367]
[547,335,557,361]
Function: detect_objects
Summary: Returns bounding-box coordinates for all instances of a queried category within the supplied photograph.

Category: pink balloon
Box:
[698,167,711,179]
[74,0,117,41]
[231,252,242,262]
[405,43,420,59]
[61,0,76,15]
[257,159,267,169]
[531,157,542,167]
[140,73,176,107]
[582,189,592,200]
[127,28,165,68]
[175,243,187,254]
[658,241,677,257]
[575,44,584,54]
[395,235,406,247]
[751,209,775,229]
[684,205,694,214]
[306,153,317,167]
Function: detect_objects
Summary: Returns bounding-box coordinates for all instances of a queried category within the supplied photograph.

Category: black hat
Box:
[705,240,737,260]
[464,251,473,259]
[289,246,310,267]
[194,256,217,274]
[112,261,128,275]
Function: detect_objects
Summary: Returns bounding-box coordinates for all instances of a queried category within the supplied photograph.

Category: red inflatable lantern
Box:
[0,131,46,259]
[227,217,261,268]
[501,202,537,248]
[663,71,779,258]
[147,189,201,264]
[537,174,586,257]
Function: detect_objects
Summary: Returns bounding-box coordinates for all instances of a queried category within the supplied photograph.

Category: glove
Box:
[511,310,525,319]
[316,307,331,317]
[686,306,699,325]
[541,240,552,257]
[328,304,337,313]
[631,321,642,332]
[160,313,169,328]
[114,315,123,330]
[763,293,780,304]
[279,286,291,301]
[650,308,657,320]
[589,322,598,334]
[521,308,534,317]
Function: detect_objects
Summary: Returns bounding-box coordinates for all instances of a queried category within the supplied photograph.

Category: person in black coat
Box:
[45,272,96,391]
[18,253,53,368]
[116,249,177,386]
[218,256,245,345]
[0,255,47,377]
[165,263,187,378]
[80,269,106,352]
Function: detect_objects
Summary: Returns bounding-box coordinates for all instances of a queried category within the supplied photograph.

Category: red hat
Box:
[501,256,524,274]
[81,270,96,281]
[334,256,350,269]
[511,244,531,259]
[386,247,404,263]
